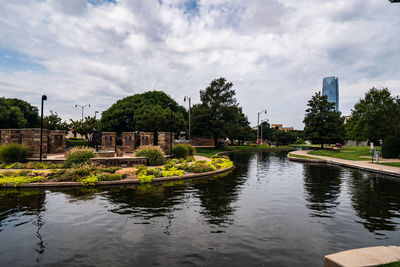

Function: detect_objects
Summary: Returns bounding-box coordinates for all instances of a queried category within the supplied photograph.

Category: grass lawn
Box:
[308,146,378,161]
[380,261,400,267]
[378,162,400,168]
[195,145,294,158]
[288,153,320,160]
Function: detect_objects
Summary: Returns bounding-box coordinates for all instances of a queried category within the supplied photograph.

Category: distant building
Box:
[271,124,294,132]
[322,76,339,111]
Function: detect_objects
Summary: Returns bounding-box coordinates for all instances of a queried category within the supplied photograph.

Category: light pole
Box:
[257,109,267,146]
[168,103,173,156]
[94,111,99,119]
[75,104,90,121]
[39,95,47,162]
[260,119,267,145]
[184,96,191,143]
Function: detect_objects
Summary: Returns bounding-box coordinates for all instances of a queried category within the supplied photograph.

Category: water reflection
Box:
[303,164,343,218]
[348,170,400,234]
[0,189,47,262]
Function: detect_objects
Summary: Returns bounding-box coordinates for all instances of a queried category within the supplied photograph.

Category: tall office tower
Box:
[322,76,339,111]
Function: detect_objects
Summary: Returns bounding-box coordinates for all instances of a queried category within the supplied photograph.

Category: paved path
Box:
[290,150,400,178]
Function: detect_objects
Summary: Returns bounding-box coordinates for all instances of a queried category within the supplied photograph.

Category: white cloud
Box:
[0,0,399,128]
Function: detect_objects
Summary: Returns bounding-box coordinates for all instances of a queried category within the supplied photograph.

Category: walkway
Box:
[289,150,400,178]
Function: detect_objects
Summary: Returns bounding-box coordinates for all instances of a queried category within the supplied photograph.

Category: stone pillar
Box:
[21,128,49,158]
[101,132,116,151]
[48,130,66,154]
[158,132,174,155]
[121,132,136,152]
[140,132,154,147]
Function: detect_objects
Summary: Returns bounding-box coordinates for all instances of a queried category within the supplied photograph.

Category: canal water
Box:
[1,151,400,266]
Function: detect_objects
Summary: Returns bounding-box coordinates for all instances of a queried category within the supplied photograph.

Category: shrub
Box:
[64,147,96,168]
[191,163,215,173]
[185,144,196,156]
[97,173,124,181]
[172,144,188,159]
[382,136,400,159]
[135,146,165,166]
[65,138,89,148]
[80,174,98,187]
[99,167,122,173]
[5,162,24,169]
[0,144,28,164]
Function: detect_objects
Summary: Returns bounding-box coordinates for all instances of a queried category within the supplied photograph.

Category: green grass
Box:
[378,162,400,167]
[195,145,293,158]
[288,153,320,160]
[308,146,378,161]
[379,261,400,267]
[289,144,321,147]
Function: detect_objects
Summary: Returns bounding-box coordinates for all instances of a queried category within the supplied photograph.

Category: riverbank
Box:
[288,150,400,178]
[0,165,234,188]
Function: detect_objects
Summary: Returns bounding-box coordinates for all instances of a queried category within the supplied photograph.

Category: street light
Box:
[39,95,47,162]
[94,111,99,119]
[168,103,173,156]
[257,109,267,146]
[260,119,267,145]
[75,104,90,121]
[184,96,191,143]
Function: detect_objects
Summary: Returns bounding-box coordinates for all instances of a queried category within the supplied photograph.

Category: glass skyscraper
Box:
[322,76,339,111]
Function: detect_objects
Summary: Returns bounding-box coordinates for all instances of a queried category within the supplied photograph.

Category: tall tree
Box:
[345,88,400,143]
[0,97,40,128]
[303,92,345,148]
[43,111,69,131]
[99,91,186,134]
[192,77,250,147]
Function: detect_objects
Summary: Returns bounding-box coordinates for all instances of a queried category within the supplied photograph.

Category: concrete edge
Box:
[287,153,400,178]
[0,166,234,188]
[287,153,326,163]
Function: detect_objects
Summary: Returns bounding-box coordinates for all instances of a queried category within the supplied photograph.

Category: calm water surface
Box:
[1,151,400,266]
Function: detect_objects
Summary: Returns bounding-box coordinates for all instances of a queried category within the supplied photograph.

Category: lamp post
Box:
[257,109,267,147]
[75,104,90,121]
[94,111,99,119]
[39,95,47,162]
[184,96,191,143]
[260,119,267,145]
[168,103,173,156]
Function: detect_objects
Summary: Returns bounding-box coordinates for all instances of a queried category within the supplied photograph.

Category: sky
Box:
[0,0,399,129]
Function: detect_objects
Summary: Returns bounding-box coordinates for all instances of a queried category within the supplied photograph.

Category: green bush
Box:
[0,144,28,164]
[135,146,165,166]
[99,167,122,173]
[65,138,89,148]
[185,144,196,156]
[64,147,96,168]
[97,173,124,181]
[172,144,189,158]
[382,136,400,159]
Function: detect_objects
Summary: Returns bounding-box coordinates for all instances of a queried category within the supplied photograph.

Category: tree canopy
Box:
[0,97,40,128]
[191,77,252,146]
[303,92,345,147]
[99,91,186,134]
[345,88,400,143]
[43,111,69,131]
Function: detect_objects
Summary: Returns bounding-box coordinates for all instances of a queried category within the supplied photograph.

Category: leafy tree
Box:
[99,91,186,134]
[70,116,99,139]
[303,92,345,148]
[273,130,297,146]
[260,121,277,141]
[0,97,40,128]
[191,77,250,147]
[43,111,69,130]
[345,88,400,143]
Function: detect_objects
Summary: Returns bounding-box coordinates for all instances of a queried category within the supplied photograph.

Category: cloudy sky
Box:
[0,0,399,129]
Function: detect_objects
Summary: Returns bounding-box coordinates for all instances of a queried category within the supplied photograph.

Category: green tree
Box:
[43,111,69,130]
[136,105,185,133]
[70,116,99,139]
[0,97,40,128]
[345,88,400,143]
[99,91,186,134]
[273,130,297,146]
[191,77,250,147]
[303,92,345,148]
